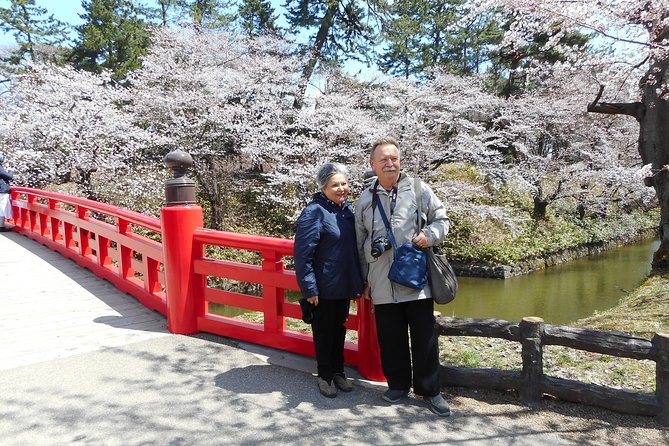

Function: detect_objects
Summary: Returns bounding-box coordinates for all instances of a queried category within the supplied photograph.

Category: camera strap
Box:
[371,177,424,252]
[373,193,399,252]
[371,179,398,250]
[414,177,423,233]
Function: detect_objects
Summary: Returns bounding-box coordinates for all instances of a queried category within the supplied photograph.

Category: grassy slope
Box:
[576,272,669,337]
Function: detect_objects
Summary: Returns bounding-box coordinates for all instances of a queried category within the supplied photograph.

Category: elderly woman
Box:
[294,162,363,397]
[0,153,13,232]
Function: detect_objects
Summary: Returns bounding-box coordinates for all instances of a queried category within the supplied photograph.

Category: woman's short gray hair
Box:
[316,162,348,190]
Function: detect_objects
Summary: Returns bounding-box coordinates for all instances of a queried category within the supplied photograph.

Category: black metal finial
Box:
[164,149,196,206]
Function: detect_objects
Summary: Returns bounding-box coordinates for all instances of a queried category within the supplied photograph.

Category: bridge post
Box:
[161,149,204,334]
[356,297,386,381]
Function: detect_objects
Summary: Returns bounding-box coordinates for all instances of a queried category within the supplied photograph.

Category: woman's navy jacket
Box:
[294,193,363,301]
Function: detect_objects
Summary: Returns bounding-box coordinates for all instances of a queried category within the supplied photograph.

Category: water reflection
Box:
[439,239,659,325]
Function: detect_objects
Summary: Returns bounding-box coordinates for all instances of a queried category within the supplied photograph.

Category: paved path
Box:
[0,230,641,445]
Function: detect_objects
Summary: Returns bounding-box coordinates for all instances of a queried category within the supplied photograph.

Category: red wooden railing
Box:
[7,187,384,380]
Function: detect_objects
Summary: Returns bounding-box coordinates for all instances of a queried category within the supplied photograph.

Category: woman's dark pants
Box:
[312,298,351,382]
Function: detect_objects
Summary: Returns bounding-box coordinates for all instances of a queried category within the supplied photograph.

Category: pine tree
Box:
[184,0,234,31]
[378,0,503,79]
[284,0,389,105]
[147,0,182,27]
[70,0,151,81]
[377,0,428,79]
[238,0,278,37]
[0,0,69,65]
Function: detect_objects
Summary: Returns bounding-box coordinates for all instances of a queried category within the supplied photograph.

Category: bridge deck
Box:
[0,231,169,370]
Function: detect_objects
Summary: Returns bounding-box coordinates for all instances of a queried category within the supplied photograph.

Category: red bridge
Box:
[5,185,384,381]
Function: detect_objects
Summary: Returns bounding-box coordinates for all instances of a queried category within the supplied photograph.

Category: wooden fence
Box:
[436,316,669,425]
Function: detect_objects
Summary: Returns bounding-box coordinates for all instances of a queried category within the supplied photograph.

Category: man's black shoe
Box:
[426,393,451,417]
[382,388,409,403]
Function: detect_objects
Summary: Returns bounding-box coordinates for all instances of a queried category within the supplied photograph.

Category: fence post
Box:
[653,332,669,426]
[161,149,204,334]
[356,297,385,381]
[520,316,545,407]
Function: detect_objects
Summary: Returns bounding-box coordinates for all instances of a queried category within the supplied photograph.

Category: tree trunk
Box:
[77,167,98,201]
[532,197,548,220]
[198,179,226,230]
[587,56,669,268]
[294,3,337,108]
[640,57,669,268]
[193,156,228,231]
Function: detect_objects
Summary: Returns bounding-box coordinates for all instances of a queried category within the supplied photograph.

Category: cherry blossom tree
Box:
[127,28,385,230]
[0,18,654,245]
[127,28,296,229]
[350,63,653,236]
[470,0,669,266]
[493,69,649,219]
[0,62,155,202]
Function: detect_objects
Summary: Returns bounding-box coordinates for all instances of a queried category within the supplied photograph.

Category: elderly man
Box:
[355,136,451,416]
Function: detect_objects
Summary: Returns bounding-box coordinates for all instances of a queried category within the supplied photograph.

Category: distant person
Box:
[294,162,363,397]
[355,136,452,416]
[0,153,13,232]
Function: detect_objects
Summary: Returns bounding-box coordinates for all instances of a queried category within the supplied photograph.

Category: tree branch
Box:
[587,85,643,121]
[530,4,653,49]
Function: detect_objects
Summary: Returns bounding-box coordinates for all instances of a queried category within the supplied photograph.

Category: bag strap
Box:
[373,176,424,249]
[414,177,423,232]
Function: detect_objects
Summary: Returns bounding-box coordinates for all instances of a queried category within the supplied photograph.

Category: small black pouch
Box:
[299,297,315,324]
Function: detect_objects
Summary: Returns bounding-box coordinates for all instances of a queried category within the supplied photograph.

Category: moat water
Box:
[439,238,659,325]
[215,238,658,326]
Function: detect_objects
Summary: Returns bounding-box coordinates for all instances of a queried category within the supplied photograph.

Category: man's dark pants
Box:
[374,298,440,397]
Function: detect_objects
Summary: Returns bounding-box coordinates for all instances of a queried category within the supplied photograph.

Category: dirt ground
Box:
[445,386,669,446]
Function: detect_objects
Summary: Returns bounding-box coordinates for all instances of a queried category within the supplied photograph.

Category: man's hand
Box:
[412,232,428,249]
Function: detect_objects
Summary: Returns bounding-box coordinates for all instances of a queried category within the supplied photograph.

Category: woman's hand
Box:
[308,295,319,306]
[361,284,371,300]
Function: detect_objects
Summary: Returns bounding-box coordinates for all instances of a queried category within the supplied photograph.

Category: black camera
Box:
[371,237,392,258]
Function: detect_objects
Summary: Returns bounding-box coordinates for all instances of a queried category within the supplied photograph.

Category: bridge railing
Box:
[8,186,384,381]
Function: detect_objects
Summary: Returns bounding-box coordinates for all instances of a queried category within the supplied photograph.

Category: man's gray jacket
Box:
[355,173,450,305]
